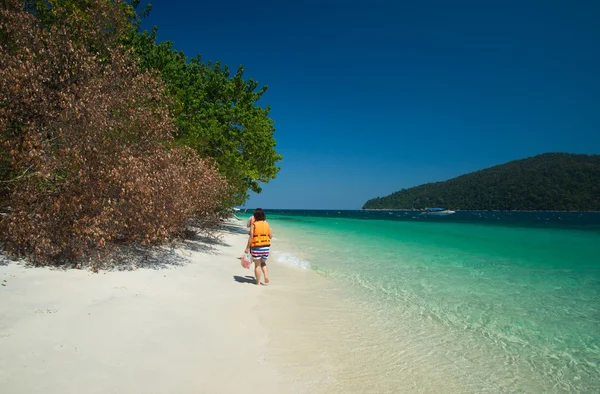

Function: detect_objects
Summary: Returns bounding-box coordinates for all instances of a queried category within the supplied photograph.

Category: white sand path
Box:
[0,223,298,394]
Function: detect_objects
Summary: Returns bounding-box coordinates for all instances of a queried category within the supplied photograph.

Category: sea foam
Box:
[275,252,311,270]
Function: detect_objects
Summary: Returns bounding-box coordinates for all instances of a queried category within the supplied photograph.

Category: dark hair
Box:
[253,208,266,221]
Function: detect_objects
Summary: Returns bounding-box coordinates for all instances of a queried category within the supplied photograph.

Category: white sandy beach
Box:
[0,219,523,394]
[0,219,490,394]
[0,221,308,394]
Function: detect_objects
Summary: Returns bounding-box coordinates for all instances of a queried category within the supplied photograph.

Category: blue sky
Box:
[140,0,600,209]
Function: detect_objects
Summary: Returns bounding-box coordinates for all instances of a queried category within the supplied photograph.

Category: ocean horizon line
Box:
[241,208,600,213]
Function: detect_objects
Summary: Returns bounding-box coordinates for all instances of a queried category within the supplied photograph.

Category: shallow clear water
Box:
[244,210,600,392]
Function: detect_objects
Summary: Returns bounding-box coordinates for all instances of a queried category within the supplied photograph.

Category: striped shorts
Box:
[250,246,270,261]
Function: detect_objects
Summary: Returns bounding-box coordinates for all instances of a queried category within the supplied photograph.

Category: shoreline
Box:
[261,223,484,393]
[243,208,600,213]
[4,215,596,392]
[0,221,302,394]
[363,209,600,213]
[254,213,600,393]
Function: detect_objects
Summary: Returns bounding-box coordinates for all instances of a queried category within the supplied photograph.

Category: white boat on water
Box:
[423,207,456,215]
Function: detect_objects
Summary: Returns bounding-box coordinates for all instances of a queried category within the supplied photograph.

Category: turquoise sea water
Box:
[244,210,600,392]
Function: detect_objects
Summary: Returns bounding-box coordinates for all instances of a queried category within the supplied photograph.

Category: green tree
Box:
[13,0,283,206]
[129,29,282,205]
[1,0,230,263]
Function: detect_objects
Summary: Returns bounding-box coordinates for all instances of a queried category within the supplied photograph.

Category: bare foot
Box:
[264,278,270,285]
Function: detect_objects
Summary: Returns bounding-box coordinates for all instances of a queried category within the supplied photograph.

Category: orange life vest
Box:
[251,221,271,247]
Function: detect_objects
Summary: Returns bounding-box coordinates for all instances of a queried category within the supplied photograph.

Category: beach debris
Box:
[34,308,58,314]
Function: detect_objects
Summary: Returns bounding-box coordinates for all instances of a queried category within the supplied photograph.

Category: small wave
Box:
[276,252,311,270]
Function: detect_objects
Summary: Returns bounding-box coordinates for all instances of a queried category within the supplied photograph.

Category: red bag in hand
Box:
[241,253,252,269]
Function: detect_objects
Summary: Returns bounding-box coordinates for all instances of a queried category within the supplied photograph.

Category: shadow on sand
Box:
[233,275,257,284]
[178,231,230,254]
[105,227,233,271]
[219,222,250,235]
[0,223,237,271]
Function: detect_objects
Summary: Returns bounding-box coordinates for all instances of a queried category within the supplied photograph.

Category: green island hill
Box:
[362,153,600,211]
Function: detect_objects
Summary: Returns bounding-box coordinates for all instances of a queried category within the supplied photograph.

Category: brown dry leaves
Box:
[0,0,231,264]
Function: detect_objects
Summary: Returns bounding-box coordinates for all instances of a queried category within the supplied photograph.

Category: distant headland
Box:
[362,153,600,211]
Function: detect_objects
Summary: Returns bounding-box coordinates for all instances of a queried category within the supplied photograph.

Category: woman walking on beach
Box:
[245,209,272,285]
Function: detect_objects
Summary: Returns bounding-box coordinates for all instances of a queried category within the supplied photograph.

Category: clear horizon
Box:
[141,0,600,209]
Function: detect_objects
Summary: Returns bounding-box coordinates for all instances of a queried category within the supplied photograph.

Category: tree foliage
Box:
[0,0,230,263]
[363,153,600,211]
[128,28,282,204]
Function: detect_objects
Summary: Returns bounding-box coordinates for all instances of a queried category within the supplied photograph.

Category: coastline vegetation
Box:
[363,153,600,211]
[0,0,281,264]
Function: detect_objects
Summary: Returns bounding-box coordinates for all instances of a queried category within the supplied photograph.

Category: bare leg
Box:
[253,259,262,285]
[261,262,269,284]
